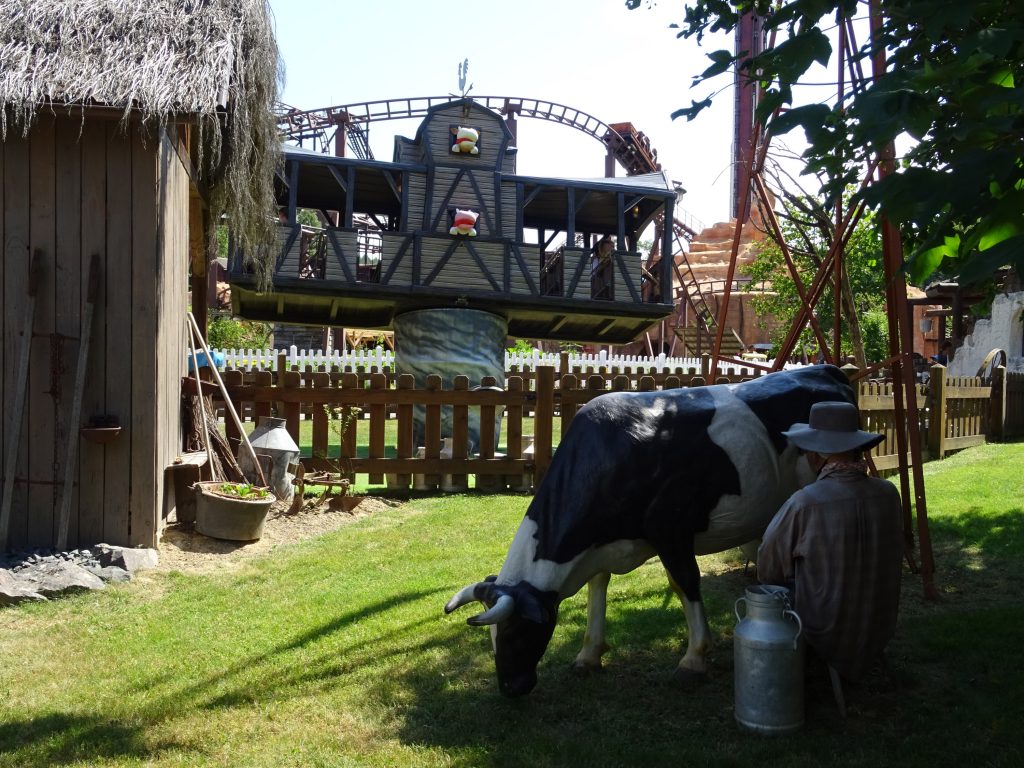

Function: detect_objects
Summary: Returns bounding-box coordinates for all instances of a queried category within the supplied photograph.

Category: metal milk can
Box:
[238,416,300,501]
[733,584,805,734]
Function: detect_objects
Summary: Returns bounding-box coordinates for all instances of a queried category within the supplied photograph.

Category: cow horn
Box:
[444,583,483,614]
[467,594,515,626]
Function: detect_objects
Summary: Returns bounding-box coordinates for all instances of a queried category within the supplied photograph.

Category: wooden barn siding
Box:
[564,247,592,299]
[500,182,517,239]
[79,120,108,545]
[430,167,497,237]
[508,243,537,295]
[381,232,412,286]
[153,132,189,544]
[2,128,28,546]
[406,174,427,231]
[0,122,5,542]
[426,105,504,170]
[325,228,357,281]
[0,115,183,550]
[27,115,56,545]
[276,224,302,276]
[419,238,501,291]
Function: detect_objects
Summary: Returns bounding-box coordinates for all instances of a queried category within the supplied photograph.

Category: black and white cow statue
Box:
[445,364,854,697]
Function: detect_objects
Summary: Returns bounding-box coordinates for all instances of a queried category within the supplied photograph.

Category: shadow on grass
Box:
[377,536,1024,768]
[0,589,445,767]
[0,712,186,767]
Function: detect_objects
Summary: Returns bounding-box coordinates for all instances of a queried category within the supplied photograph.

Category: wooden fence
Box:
[208,362,1022,493]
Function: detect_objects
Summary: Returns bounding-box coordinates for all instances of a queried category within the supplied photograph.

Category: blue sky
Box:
[266,0,737,229]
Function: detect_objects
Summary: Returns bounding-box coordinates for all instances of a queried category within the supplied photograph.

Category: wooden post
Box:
[506,376,524,489]
[340,372,358,483]
[282,370,301,444]
[928,363,947,460]
[840,364,860,402]
[534,366,555,490]
[424,375,442,489]
[368,373,386,484]
[559,374,579,439]
[477,375,498,491]
[311,372,330,464]
[451,376,469,491]
[990,365,1007,443]
[395,374,415,488]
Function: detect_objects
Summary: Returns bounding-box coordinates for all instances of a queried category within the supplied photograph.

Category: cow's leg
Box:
[660,549,712,683]
[573,571,612,673]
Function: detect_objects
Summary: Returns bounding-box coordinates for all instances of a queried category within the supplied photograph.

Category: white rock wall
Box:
[948,291,1024,376]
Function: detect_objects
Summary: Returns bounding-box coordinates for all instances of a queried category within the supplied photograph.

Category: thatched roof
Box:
[0,0,282,285]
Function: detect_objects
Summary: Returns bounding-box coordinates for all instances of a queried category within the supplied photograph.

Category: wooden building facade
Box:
[230,100,679,344]
[1,114,191,550]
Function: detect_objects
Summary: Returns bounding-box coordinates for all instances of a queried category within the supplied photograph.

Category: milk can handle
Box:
[734,597,746,622]
[783,609,803,649]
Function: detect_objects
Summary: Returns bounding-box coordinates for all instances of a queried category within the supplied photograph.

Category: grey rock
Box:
[94,544,159,573]
[0,569,46,605]
[17,561,105,597]
[85,565,132,583]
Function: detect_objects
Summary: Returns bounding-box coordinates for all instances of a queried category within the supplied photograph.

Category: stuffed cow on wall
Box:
[451,126,480,155]
[450,208,479,237]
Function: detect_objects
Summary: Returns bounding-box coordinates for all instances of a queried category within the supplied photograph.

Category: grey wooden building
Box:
[0,0,279,550]
[231,99,678,344]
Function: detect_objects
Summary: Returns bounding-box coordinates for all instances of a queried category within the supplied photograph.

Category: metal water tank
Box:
[734,584,805,734]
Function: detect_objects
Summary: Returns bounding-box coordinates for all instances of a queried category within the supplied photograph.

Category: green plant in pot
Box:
[194,480,275,541]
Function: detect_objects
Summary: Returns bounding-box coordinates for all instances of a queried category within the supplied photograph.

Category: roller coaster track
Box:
[275,95,713,332]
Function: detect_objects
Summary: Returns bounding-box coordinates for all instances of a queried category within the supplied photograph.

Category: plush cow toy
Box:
[450,208,479,237]
[451,126,480,154]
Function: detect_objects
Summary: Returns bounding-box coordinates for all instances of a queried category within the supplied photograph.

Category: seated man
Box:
[758,401,903,681]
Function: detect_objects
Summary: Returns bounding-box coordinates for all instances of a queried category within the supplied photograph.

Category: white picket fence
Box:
[198,346,773,377]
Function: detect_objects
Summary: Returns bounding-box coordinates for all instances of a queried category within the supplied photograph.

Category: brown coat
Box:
[757,466,903,680]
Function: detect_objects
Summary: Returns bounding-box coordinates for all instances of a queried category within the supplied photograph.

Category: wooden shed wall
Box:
[424,104,505,170]
[1,114,188,550]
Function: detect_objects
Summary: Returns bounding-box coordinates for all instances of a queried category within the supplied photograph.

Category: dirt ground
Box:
[154,495,402,575]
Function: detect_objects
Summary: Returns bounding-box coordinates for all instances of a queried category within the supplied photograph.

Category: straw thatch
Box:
[0,0,282,285]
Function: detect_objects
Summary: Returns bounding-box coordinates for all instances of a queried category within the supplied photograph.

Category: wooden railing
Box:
[208,362,1014,492]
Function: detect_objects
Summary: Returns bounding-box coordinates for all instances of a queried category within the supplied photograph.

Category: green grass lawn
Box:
[1,443,1022,766]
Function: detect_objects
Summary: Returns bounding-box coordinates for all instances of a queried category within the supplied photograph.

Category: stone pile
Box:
[0,544,158,605]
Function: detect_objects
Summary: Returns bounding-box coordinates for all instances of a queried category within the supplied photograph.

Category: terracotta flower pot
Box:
[194,482,274,541]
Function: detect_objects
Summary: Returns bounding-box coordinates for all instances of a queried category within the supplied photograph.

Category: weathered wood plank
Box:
[129,126,158,547]
[945,434,985,451]
[0,124,5,526]
[55,117,83,545]
[3,129,31,547]
[450,376,469,490]
[100,121,132,545]
[27,114,56,547]
[395,374,414,488]
[368,373,386,484]
[158,133,190,539]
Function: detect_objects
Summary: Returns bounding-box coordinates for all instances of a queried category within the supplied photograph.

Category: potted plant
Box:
[193,481,275,541]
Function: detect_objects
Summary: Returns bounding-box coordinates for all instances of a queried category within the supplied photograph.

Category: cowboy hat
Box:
[782,401,884,454]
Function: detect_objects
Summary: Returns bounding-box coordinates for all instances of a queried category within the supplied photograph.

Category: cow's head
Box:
[445,577,559,697]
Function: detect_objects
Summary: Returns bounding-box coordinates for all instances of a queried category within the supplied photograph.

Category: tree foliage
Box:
[630,0,1024,287]
[746,198,889,362]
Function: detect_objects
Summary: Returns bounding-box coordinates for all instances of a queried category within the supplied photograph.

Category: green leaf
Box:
[957,235,1024,285]
[908,243,953,285]
[768,104,832,138]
